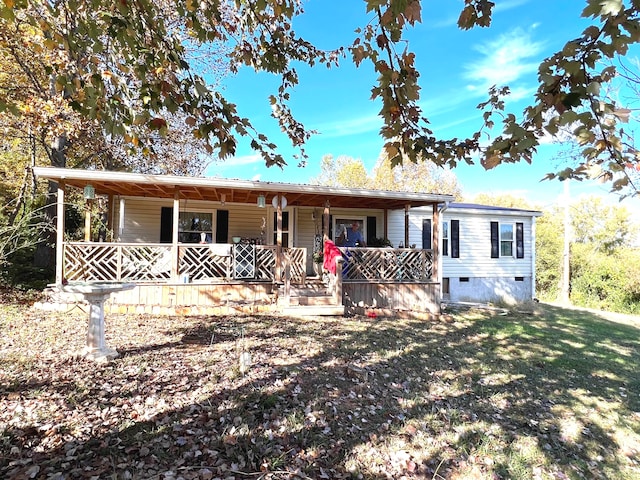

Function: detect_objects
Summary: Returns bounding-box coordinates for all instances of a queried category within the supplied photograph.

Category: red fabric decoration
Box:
[323,238,342,275]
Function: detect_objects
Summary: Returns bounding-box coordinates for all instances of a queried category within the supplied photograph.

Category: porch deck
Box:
[51,242,440,315]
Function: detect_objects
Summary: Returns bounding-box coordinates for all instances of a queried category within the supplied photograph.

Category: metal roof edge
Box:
[32,167,455,203]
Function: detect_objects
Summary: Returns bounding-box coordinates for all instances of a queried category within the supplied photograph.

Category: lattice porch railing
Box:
[63,243,308,284]
[179,245,232,281]
[339,247,433,282]
[64,243,174,282]
[284,247,307,284]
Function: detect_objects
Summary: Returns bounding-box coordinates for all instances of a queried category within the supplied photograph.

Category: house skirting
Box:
[37,281,444,316]
[343,281,441,314]
[446,276,533,305]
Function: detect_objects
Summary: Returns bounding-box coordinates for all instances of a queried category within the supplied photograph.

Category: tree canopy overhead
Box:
[2,0,640,196]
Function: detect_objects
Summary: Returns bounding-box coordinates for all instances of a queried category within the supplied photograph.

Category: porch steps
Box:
[278,278,345,316]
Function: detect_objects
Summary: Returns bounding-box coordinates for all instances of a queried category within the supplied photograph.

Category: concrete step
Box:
[281,304,345,316]
[288,282,328,295]
[287,294,337,306]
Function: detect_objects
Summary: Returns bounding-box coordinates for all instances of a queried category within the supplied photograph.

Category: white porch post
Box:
[531,216,537,300]
[383,209,388,241]
[432,203,440,282]
[55,181,65,284]
[276,194,283,281]
[404,204,410,248]
[172,191,180,281]
[323,200,330,239]
[84,200,91,242]
[118,197,125,241]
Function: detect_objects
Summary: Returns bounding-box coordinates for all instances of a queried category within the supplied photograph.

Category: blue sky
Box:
[205,0,639,212]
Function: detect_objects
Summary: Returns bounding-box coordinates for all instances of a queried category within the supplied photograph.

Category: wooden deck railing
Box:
[63,243,307,284]
[62,243,433,284]
[339,247,434,282]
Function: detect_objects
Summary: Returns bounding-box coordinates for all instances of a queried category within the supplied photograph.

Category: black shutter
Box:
[160,207,173,243]
[216,210,229,243]
[516,222,524,258]
[366,216,376,245]
[422,219,432,249]
[490,221,499,258]
[451,219,460,258]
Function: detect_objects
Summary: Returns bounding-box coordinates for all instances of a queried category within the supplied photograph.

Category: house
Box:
[387,203,543,305]
[33,167,454,316]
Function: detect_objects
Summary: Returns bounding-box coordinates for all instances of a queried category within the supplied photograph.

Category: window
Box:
[442,221,449,256]
[334,218,365,247]
[442,277,450,294]
[273,211,290,246]
[500,223,514,257]
[179,211,213,243]
[491,221,523,258]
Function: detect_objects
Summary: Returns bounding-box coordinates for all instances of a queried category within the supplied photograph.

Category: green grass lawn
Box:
[1,299,638,479]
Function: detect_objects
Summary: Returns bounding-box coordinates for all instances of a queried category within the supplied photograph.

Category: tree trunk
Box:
[33,134,66,269]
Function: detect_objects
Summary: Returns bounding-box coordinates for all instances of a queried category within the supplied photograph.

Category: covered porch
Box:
[34,167,453,315]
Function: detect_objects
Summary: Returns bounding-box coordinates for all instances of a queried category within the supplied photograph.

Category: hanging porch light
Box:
[83,184,95,200]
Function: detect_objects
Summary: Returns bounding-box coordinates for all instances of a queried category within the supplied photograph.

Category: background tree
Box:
[2,0,640,197]
[467,193,534,209]
[312,152,463,197]
[0,5,225,272]
[570,196,636,253]
[535,207,564,302]
[312,155,371,189]
[535,195,639,313]
[371,157,463,199]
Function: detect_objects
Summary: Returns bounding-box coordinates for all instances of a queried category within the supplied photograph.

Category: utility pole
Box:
[561,180,571,304]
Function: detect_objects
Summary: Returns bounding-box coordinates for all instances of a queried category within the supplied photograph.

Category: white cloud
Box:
[493,0,531,13]
[312,113,381,138]
[464,28,545,92]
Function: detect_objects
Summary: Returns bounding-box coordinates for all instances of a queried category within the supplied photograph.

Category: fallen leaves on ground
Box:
[1,297,639,479]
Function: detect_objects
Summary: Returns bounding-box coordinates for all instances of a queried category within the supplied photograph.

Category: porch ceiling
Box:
[33,167,454,210]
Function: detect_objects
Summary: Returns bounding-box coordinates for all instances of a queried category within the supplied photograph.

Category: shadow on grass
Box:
[1,304,639,479]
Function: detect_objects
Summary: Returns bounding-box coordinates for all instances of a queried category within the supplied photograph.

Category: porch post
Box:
[106,194,114,236]
[84,200,91,242]
[432,203,439,282]
[323,200,330,238]
[55,181,65,284]
[172,191,180,281]
[383,209,388,241]
[118,197,125,241]
[276,194,283,281]
[404,204,410,248]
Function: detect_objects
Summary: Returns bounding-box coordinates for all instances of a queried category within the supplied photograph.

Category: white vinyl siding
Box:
[386,212,423,248]
[443,212,533,278]
[115,197,275,244]
[388,207,536,278]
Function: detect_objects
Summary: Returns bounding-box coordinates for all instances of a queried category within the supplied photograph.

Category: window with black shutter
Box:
[451,219,460,258]
[490,221,499,258]
[216,210,229,243]
[516,222,524,258]
[422,219,432,249]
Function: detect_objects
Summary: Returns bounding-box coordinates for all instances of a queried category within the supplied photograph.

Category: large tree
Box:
[2,0,640,198]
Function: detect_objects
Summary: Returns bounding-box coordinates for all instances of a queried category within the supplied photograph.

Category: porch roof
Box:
[33,167,454,210]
